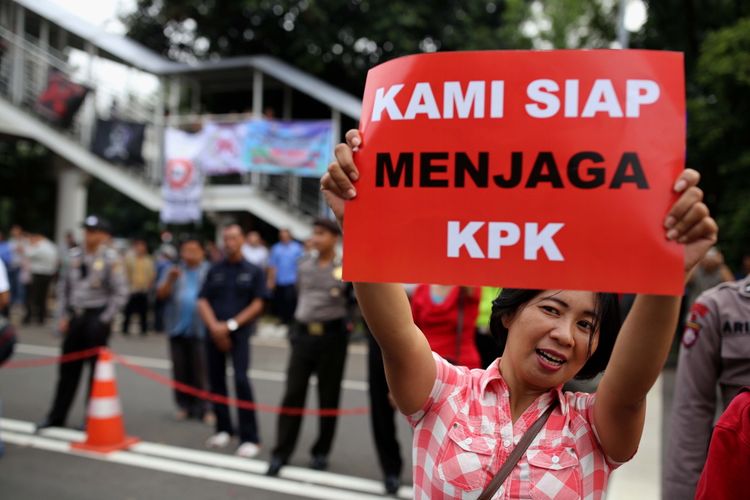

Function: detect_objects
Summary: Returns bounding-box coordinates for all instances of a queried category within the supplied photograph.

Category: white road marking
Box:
[0,418,36,434]
[132,441,408,497]
[0,419,413,499]
[14,343,369,391]
[38,426,85,442]
[253,335,368,356]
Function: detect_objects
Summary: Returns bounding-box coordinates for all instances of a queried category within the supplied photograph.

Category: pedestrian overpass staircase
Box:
[0,0,362,237]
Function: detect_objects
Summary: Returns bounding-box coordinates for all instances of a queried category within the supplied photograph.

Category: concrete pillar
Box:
[168,76,181,121]
[286,89,301,205]
[322,109,342,215]
[10,3,25,105]
[616,0,630,49]
[55,25,67,53]
[152,76,167,185]
[250,70,264,187]
[85,41,96,82]
[289,174,300,210]
[55,160,89,247]
[252,69,263,116]
[0,1,10,28]
[79,41,98,148]
[190,79,201,114]
[36,19,49,95]
[210,214,235,246]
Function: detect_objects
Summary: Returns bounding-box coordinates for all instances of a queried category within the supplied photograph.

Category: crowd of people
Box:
[0,194,748,497]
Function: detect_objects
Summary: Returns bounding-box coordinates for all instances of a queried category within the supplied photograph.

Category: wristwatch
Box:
[226,318,239,332]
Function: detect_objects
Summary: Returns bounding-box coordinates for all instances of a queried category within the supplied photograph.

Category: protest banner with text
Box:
[343,50,685,295]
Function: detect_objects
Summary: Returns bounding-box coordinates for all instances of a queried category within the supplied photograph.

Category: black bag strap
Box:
[478,399,558,500]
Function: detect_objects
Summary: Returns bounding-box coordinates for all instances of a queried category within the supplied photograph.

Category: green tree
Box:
[526,0,616,49]
[123,0,617,95]
[635,0,749,78]
[633,2,750,266]
[689,18,750,263]
[0,140,57,237]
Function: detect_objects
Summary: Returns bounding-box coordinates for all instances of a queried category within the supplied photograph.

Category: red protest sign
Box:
[343,50,685,295]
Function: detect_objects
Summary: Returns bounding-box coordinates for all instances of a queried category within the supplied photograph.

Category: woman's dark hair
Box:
[488,289,621,380]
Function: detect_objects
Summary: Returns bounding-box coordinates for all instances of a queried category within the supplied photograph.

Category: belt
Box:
[69,306,106,317]
[297,318,345,336]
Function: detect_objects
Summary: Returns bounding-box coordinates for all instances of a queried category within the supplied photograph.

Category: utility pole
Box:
[617,0,630,49]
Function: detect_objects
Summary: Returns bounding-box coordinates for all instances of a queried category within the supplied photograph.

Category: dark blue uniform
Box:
[199,258,266,444]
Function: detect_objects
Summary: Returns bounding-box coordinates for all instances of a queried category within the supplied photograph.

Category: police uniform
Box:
[269,254,350,468]
[663,275,750,499]
[44,225,128,427]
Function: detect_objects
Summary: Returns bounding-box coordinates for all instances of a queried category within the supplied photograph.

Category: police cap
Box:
[81,215,112,233]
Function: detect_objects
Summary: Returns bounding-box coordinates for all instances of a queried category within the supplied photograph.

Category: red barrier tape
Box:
[1,346,371,417]
[112,353,370,417]
[1,346,102,369]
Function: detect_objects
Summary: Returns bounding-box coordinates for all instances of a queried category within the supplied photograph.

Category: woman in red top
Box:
[411,285,482,369]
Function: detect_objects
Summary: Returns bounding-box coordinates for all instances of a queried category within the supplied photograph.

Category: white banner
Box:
[197,122,247,175]
[160,128,206,224]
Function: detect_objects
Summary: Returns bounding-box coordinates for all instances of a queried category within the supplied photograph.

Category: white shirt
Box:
[241,244,269,269]
[0,259,9,293]
[26,238,59,275]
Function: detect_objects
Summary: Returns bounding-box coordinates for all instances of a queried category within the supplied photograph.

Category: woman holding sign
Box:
[321,130,717,499]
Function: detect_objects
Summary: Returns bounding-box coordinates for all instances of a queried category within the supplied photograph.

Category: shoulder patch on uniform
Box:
[690,301,710,318]
[682,301,710,348]
[682,323,700,348]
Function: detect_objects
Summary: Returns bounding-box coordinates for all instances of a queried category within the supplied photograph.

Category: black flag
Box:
[35,70,89,128]
[91,118,146,166]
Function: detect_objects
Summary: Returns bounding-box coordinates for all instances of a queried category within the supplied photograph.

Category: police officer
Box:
[267,218,350,476]
[38,215,128,429]
[663,273,750,499]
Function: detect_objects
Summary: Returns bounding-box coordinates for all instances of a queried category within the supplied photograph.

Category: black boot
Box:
[384,474,400,495]
[309,454,328,471]
[266,456,286,477]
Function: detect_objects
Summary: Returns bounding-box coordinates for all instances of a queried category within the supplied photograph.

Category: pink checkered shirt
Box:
[407,353,625,499]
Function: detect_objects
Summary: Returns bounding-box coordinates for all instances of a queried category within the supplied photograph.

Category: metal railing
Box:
[0,23,325,219]
[0,24,162,184]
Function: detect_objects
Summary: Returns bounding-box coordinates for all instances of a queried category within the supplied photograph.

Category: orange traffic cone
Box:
[72,348,139,453]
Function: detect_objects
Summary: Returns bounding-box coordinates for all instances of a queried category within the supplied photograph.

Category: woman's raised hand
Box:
[320,129,362,227]
[664,168,719,277]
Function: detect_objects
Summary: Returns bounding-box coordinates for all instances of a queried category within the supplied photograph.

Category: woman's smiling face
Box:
[502,290,600,391]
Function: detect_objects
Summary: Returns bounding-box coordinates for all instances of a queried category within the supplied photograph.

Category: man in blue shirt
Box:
[267,228,303,330]
[197,225,267,458]
[157,236,211,421]
[153,242,178,333]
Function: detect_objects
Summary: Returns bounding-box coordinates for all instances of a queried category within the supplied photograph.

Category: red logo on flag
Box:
[166,159,194,189]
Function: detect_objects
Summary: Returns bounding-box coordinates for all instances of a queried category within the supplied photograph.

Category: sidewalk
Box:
[606,376,662,500]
